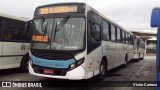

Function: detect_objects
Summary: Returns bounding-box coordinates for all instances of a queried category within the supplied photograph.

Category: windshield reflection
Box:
[31,17,85,51]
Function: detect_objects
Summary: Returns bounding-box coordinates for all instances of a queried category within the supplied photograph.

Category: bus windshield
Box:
[31,17,85,51]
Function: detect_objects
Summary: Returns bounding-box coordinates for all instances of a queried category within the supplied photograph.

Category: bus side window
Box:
[115,27,117,41]
[122,30,125,43]
[111,24,116,41]
[91,23,101,42]
[128,34,131,44]
[120,29,122,42]
[123,31,126,43]
[102,20,109,41]
[26,22,34,40]
[4,19,30,42]
[87,21,91,41]
[117,28,121,42]
[126,33,128,44]
[137,38,140,49]
[131,35,134,45]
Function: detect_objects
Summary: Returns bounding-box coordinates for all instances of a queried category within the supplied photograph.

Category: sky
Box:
[0,0,159,31]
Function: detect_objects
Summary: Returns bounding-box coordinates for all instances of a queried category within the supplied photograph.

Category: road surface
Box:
[0,55,156,90]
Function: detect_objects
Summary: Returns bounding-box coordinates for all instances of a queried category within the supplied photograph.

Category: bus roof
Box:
[0,12,30,22]
[36,2,132,35]
[37,2,85,7]
[85,3,133,35]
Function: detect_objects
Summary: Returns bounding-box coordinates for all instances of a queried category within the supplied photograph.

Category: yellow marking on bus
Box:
[39,5,77,14]
[32,35,48,42]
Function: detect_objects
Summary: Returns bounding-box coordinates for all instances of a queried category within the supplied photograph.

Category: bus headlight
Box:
[69,58,84,70]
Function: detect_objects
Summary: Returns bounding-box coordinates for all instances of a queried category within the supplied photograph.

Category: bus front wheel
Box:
[95,60,106,81]
[20,54,29,72]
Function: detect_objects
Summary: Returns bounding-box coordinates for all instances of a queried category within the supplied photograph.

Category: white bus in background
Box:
[27,2,135,80]
[0,13,30,71]
[133,35,145,60]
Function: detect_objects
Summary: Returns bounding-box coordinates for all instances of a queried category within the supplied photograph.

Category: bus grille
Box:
[31,51,73,60]
[32,64,67,76]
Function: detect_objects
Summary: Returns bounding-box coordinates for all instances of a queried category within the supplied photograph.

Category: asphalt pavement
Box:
[0,55,156,90]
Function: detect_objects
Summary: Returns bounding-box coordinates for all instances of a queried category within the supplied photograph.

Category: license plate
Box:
[43,69,54,74]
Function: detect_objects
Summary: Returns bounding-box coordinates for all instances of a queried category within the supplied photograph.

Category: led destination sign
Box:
[39,5,78,14]
[32,35,48,43]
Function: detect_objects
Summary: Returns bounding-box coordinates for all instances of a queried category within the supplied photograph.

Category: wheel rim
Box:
[100,64,105,77]
[124,60,127,66]
[124,55,128,66]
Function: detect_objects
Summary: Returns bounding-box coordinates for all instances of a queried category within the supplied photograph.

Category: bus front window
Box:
[32,17,85,50]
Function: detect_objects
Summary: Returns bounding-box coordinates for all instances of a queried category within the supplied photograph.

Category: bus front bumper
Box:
[29,62,86,80]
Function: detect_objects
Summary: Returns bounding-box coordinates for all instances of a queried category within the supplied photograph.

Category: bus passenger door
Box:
[87,22,102,75]
[87,12,103,77]
[0,18,3,69]
[0,41,2,70]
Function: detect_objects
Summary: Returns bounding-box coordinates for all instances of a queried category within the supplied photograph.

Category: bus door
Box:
[0,18,3,69]
[0,41,2,69]
[87,11,103,75]
[133,35,138,59]
[0,42,2,70]
[150,7,160,89]
[133,35,137,51]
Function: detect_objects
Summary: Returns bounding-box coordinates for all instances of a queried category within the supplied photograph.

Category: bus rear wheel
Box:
[123,55,128,68]
[141,53,144,60]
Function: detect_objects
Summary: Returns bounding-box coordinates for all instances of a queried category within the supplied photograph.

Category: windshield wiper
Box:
[49,15,70,49]
[52,15,70,41]
[55,15,70,32]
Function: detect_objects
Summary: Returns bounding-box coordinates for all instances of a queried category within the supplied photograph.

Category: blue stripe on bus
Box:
[30,54,76,69]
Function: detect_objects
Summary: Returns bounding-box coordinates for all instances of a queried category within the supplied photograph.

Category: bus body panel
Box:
[29,62,85,80]
[101,41,113,70]
[29,49,87,80]
[0,13,30,70]
[1,42,29,69]
[87,45,102,78]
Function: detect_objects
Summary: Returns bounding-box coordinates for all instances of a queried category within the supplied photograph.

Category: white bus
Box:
[0,13,30,71]
[133,35,145,60]
[27,2,135,80]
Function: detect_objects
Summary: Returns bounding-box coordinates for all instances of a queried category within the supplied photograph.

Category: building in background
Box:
[131,30,157,54]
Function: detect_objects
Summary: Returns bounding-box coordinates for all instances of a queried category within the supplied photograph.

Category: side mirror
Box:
[42,22,48,33]
[151,7,160,27]
[24,23,29,34]
[24,21,34,38]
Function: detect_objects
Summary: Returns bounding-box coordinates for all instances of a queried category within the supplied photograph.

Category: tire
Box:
[135,53,140,62]
[95,60,107,81]
[138,53,141,60]
[123,54,128,68]
[20,54,29,72]
[141,53,144,60]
